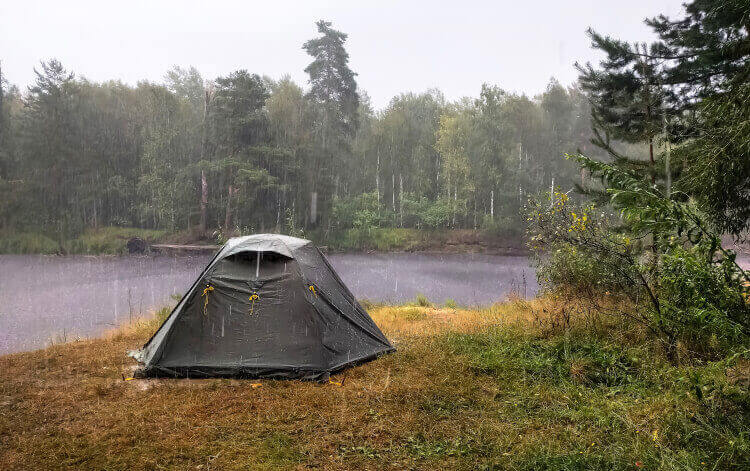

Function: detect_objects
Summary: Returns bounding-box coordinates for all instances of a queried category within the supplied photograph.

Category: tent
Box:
[130,234,394,380]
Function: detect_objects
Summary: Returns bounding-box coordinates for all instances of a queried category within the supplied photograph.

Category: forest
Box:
[0,21,596,250]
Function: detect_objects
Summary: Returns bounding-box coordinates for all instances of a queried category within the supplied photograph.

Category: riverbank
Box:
[1,298,747,470]
[0,227,527,255]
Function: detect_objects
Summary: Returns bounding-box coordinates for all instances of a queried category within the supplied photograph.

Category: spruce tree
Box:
[303,20,360,138]
[302,20,360,225]
[575,0,750,220]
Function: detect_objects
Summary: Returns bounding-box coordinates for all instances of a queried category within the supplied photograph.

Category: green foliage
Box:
[675,83,750,235]
[439,324,750,468]
[446,329,643,388]
[480,214,524,240]
[527,191,635,296]
[535,243,622,295]
[321,227,423,252]
[331,192,387,230]
[658,246,749,354]
[0,226,168,255]
[577,0,750,239]
[0,22,595,249]
[527,170,750,362]
[67,227,167,254]
[414,293,432,308]
[303,20,359,138]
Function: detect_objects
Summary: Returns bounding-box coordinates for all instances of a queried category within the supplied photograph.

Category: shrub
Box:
[415,293,432,307]
[658,246,749,356]
[526,187,750,363]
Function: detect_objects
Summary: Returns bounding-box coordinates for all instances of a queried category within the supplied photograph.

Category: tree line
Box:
[0,20,595,242]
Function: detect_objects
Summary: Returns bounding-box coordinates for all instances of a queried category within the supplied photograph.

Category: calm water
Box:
[0,253,536,354]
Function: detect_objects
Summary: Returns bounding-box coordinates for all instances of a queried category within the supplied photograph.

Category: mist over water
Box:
[0,253,537,355]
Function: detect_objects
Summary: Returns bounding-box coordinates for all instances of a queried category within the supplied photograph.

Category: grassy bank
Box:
[0,227,168,255]
[1,298,748,470]
[0,227,526,255]
[313,227,525,254]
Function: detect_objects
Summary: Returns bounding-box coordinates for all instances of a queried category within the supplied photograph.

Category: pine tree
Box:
[303,20,360,138]
[575,35,665,180]
[302,20,360,226]
[576,0,750,234]
[648,0,750,110]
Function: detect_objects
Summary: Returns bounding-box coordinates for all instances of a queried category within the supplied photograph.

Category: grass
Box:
[0,226,168,255]
[316,227,526,254]
[319,227,426,252]
[0,230,61,254]
[67,226,168,254]
[1,298,748,470]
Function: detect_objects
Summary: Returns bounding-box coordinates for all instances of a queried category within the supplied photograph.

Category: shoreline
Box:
[0,227,529,257]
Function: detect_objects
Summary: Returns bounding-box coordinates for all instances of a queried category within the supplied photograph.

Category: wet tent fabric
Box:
[130,234,394,380]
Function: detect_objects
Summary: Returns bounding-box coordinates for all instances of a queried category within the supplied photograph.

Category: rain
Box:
[2,0,749,468]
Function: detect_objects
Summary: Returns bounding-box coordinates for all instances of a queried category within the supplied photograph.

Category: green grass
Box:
[437,328,750,470]
[319,227,426,252]
[0,226,168,255]
[0,231,61,254]
[67,226,168,254]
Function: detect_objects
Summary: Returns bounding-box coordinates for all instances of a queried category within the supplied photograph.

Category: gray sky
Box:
[1,0,685,110]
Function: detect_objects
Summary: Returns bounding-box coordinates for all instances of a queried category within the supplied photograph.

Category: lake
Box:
[0,252,537,354]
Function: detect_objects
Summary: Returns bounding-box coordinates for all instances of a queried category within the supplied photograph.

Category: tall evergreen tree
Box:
[303,20,360,138]
[20,60,81,235]
[576,0,750,234]
[648,0,750,110]
[302,20,360,225]
[576,35,664,177]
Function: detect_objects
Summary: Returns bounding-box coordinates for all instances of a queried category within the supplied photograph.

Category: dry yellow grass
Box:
[0,301,537,470]
[1,299,745,470]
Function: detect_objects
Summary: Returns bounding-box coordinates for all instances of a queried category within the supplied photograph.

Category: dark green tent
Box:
[130,234,394,380]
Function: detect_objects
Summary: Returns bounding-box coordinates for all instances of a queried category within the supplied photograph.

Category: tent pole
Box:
[256,252,260,278]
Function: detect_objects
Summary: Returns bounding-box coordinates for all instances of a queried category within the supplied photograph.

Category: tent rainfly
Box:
[130,234,394,380]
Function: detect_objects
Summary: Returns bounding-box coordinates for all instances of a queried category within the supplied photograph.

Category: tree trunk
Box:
[224,185,234,232]
[375,150,380,203]
[199,87,210,233]
[490,190,494,220]
[391,173,396,213]
[199,169,208,233]
[310,191,317,225]
[452,187,457,227]
[399,173,403,227]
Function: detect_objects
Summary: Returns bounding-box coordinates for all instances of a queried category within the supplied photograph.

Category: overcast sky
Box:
[1,0,685,110]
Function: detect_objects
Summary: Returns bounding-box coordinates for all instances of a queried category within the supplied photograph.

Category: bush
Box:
[332,192,392,231]
[658,246,749,356]
[415,293,432,307]
[526,189,750,363]
[535,243,624,295]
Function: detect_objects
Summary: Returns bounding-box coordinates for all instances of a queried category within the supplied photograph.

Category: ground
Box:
[1,299,748,470]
